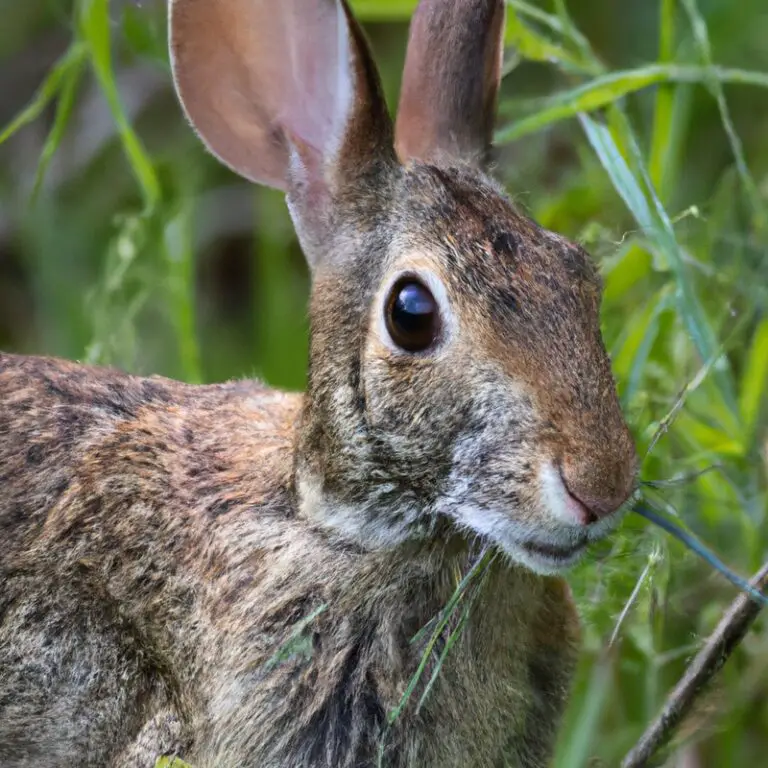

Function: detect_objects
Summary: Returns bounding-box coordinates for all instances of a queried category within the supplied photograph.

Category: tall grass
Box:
[1,0,767,765]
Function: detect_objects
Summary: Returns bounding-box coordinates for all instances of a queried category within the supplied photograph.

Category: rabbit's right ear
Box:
[169,0,395,261]
[395,0,505,169]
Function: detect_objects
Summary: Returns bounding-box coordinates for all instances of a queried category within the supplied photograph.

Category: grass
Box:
[1,0,767,765]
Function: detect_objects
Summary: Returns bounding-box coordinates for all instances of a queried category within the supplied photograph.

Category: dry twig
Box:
[621,562,768,767]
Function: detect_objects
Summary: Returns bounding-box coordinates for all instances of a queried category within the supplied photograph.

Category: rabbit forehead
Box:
[387,165,601,308]
[396,164,599,275]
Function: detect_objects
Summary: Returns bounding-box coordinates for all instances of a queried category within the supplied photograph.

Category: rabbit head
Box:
[170,0,637,573]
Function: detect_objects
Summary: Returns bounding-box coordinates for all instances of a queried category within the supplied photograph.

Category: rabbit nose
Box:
[560,450,637,522]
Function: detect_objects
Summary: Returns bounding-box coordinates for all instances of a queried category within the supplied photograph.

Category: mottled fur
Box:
[0,351,578,767]
[0,0,636,766]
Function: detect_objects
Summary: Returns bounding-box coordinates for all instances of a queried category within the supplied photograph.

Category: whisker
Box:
[633,502,768,606]
[640,464,723,488]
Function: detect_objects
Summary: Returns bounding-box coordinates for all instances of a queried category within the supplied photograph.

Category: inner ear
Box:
[395,0,506,168]
[170,0,396,262]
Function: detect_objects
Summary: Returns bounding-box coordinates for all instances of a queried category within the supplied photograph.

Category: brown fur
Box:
[0,1,636,765]
[396,0,505,166]
[0,352,579,767]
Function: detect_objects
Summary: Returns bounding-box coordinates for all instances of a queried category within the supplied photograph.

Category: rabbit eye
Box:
[385,277,440,352]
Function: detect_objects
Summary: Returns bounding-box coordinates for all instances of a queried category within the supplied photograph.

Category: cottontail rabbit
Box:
[0,0,637,765]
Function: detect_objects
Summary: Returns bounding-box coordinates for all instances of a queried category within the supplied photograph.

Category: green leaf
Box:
[579,112,736,415]
[349,0,417,19]
[739,319,768,441]
[78,0,160,210]
[496,64,768,143]
[0,43,87,146]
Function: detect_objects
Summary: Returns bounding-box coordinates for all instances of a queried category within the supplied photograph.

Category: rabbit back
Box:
[0,352,299,766]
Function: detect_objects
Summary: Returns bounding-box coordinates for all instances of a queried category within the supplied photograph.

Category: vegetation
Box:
[1,0,767,765]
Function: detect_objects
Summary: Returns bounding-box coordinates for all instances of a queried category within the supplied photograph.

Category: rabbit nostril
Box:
[559,462,632,523]
[560,478,600,524]
[558,461,630,522]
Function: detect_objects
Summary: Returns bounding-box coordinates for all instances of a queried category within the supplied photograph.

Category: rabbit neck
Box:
[186,531,578,767]
[294,467,439,550]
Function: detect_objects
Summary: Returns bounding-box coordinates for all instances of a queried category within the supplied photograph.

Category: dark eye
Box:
[385,277,440,352]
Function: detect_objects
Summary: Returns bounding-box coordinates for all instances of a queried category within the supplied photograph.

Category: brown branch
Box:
[621,562,768,768]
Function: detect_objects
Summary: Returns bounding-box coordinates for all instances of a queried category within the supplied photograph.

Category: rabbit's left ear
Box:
[395,0,506,169]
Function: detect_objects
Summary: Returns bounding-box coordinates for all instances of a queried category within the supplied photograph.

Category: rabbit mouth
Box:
[517,537,589,569]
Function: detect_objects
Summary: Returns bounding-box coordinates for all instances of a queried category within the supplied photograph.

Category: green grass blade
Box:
[552,650,614,768]
[415,604,470,715]
[265,603,328,671]
[648,0,677,197]
[643,343,727,460]
[349,0,417,19]
[254,188,309,389]
[635,502,768,605]
[155,758,193,768]
[609,552,660,648]
[377,552,494,764]
[579,112,736,414]
[0,43,87,146]
[389,550,495,725]
[496,64,768,143]
[507,0,572,38]
[552,0,595,65]
[578,114,656,231]
[615,113,738,413]
[163,202,202,383]
[739,319,768,443]
[31,52,86,201]
[619,286,675,404]
[414,557,494,715]
[77,0,160,210]
[681,0,768,234]
[504,5,590,73]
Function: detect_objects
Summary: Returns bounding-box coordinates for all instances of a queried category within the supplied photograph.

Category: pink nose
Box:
[560,458,636,523]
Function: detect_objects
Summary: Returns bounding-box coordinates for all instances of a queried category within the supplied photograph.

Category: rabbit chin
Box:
[445,503,591,575]
[444,492,624,575]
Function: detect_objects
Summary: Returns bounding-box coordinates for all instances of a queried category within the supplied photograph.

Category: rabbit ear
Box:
[395,0,505,169]
[169,0,394,242]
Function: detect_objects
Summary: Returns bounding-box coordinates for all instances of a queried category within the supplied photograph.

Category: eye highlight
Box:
[385,277,440,352]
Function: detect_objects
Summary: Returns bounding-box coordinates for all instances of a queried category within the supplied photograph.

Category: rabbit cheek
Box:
[363,354,458,471]
[432,386,594,573]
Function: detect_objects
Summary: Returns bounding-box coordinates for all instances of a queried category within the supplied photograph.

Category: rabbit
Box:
[0,0,638,766]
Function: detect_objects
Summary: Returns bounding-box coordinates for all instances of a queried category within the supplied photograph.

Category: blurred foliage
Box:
[1,0,767,765]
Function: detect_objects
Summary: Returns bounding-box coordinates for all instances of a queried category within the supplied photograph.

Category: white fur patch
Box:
[297,473,423,550]
[539,462,582,524]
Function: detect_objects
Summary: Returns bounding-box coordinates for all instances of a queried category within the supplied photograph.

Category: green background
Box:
[1,0,767,765]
